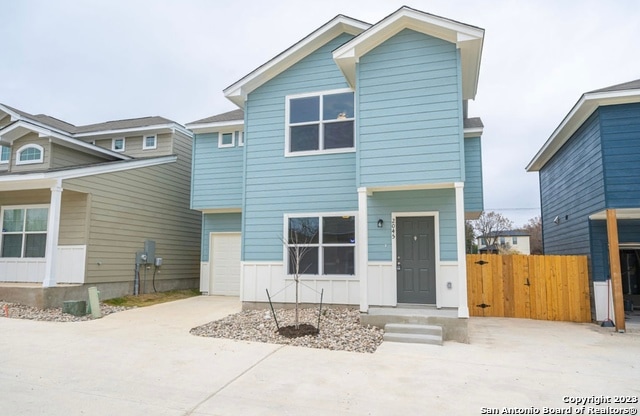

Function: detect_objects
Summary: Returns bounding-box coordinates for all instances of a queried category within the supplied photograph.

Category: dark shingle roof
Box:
[588,79,640,94]
[1,104,78,133]
[464,117,484,129]
[188,109,244,125]
[74,116,176,134]
[1,103,179,135]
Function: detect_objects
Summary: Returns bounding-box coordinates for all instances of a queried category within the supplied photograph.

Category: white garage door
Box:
[209,233,241,296]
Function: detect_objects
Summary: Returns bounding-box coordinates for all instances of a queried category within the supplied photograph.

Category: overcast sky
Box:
[2,0,639,226]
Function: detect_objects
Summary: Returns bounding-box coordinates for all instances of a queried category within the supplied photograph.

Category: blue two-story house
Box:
[189,7,485,318]
[527,79,640,323]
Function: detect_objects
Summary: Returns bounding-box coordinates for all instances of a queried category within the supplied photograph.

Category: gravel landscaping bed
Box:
[0,300,384,353]
[190,307,384,353]
[0,301,131,322]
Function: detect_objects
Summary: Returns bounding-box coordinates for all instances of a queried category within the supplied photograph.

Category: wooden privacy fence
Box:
[467,254,591,322]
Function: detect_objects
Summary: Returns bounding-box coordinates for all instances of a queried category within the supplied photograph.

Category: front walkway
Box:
[0,296,638,415]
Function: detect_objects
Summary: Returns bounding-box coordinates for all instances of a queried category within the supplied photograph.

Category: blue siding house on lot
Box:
[527,79,640,322]
[189,7,486,317]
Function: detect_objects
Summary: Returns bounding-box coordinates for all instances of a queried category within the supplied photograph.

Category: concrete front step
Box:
[383,323,443,346]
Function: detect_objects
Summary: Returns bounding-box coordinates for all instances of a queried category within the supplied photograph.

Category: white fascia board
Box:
[0,104,23,122]
[186,120,244,134]
[75,123,190,139]
[333,8,484,97]
[526,89,640,172]
[200,208,242,214]
[223,16,370,108]
[0,156,176,188]
[366,182,457,194]
[0,119,69,141]
[463,127,483,138]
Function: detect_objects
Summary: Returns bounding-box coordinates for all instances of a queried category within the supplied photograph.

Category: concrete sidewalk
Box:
[0,296,638,415]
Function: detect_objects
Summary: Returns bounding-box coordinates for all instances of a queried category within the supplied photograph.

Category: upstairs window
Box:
[16,144,44,165]
[286,89,354,156]
[112,138,125,152]
[143,134,157,150]
[286,214,356,276]
[0,146,9,163]
[1,205,48,258]
[218,132,234,148]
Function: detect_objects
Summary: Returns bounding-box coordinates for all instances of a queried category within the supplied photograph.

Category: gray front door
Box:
[396,216,436,304]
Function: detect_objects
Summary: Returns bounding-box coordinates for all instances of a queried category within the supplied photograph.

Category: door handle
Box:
[396,261,402,271]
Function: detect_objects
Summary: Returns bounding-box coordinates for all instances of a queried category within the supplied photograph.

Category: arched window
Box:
[16,144,44,165]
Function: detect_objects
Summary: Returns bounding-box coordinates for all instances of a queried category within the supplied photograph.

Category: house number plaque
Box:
[391,218,396,240]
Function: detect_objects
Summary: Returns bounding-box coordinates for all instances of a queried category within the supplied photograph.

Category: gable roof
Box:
[186,109,245,134]
[223,15,370,108]
[333,6,484,100]
[187,109,244,125]
[526,79,640,172]
[74,116,176,134]
[223,7,484,108]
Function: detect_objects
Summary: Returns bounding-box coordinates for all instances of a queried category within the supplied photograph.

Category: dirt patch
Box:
[278,324,318,338]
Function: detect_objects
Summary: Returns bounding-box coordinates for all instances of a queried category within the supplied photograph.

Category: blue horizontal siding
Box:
[600,103,640,208]
[191,132,243,210]
[540,112,605,255]
[464,136,483,213]
[357,29,463,188]
[368,189,458,261]
[201,213,242,261]
[243,33,357,262]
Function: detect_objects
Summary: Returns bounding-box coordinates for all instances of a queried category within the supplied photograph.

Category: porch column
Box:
[42,184,63,288]
[455,182,469,318]
[605,209,625,332]
[357,187,369,313]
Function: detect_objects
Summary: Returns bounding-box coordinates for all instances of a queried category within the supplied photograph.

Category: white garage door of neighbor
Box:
[209,233,241,296]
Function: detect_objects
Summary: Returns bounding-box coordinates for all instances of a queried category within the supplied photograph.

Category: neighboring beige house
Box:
[477,230,531,255]
[0,104,201,307]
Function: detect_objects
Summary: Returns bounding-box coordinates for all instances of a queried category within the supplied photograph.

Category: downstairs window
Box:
[1,206,48,258]
[286,214,355,276]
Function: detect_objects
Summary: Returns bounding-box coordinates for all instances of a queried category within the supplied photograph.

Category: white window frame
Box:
[285,88,356,157]
[112,137,125,152]
[283,212,357,278]
[0,204,49,259]
[15,144,44,165]
[0,145,10,164]
[218,132,235,148]
[143,134,157,150]
[237,131,244,147]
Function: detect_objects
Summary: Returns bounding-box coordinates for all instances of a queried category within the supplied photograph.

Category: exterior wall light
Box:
[377,219,384,228]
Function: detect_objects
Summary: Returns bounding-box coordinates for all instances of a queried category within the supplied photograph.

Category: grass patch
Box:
[103,289,200,308]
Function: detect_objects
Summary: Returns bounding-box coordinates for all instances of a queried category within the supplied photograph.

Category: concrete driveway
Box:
[1,296,638,415]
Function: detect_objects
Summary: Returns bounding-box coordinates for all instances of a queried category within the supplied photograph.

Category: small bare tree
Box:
[284,217,318,329]
[472,211,514,252]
